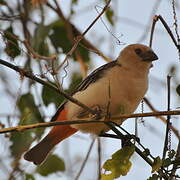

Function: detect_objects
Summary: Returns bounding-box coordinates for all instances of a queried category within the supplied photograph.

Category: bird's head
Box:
[117,44,158,71]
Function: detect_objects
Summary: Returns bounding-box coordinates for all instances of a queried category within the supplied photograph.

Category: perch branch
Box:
[0,110,179,134]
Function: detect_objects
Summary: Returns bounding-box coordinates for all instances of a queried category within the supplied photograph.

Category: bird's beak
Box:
[141,50,158,62]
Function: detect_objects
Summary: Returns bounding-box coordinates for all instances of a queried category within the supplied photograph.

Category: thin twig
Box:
[81,0,111,39]
[150,15,180,51]
[0,110,180,134]
[172,0,180,45]
[75,139,95,180]
[23,40,57,61]
[158,15,179,49]
[97,137,101,180]
[149,15,158,48]
[162,75,172,160]
[107,121,155,160]
[171,0,180,59]
[20,0,31,45]
[0,15,20,21]
[95,5,123,45]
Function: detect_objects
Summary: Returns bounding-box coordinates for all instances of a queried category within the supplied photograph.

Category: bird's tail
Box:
[24,109,77,165]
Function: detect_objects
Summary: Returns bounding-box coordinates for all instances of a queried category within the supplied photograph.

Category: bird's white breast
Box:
[66,65,148,134]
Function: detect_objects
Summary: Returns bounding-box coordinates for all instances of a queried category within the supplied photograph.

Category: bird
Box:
[24,44,158,165]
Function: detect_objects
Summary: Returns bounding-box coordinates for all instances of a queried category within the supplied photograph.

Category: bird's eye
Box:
[135,48,142,55]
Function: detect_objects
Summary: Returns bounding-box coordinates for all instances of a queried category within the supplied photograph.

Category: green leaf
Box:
[77,45,90,62]
[49,21,90,62]
[32,24,50,56]
[10,93,44,158]
[72,0,78,4]
[42,85,65,107]
[49,21,72,53]
[36,154,65,176]
[67,72,82,93]
[105,8,114,25]
[151,156,162,173]
[101,173,114,180]
[10,131,34,158]
[25,174,36,180]
[176,84,180,96]
[18,93,43,126]
[4,26,21,58]
[102,145,135,180]
[103,0,109,3]
[162,158,171,167]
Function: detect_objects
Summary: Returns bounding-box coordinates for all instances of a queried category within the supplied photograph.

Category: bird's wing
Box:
[51,60,119,121]
[76,60,119,92]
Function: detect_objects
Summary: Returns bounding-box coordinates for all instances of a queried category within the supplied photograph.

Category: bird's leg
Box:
[77,105,103,120]
[91,105,103,119]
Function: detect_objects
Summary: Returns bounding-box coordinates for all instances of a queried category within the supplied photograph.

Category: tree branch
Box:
[111,110,180,120]
[0,110,179,134]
